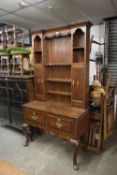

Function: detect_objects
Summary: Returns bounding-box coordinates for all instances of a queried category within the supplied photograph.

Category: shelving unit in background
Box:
[7,24,25,48]
[10,47,32,75]
[0,28,7,49]
[0,24,34,129]
[0,49,11,74]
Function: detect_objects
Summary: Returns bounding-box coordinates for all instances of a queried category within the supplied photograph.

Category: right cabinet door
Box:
[72,67,84,106]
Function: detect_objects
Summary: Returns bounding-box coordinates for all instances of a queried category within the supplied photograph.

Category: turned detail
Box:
[22,123,32,147]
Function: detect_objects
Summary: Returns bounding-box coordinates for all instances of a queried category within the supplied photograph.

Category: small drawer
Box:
[47,115,73,133]
[24,110,45,125]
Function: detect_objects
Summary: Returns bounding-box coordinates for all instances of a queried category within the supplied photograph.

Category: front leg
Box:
[22,123,31,146]
[70,139,80,170]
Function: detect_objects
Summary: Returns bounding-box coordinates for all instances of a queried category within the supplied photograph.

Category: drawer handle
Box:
[32,112,37,121]
[56,118,63,129]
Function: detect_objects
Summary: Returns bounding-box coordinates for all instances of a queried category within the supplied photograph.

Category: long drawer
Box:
[24,110,45,126]
[47,114,74,133]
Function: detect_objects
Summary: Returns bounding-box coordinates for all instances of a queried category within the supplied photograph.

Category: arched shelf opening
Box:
[73,28,85,63]
[34,35,41,52]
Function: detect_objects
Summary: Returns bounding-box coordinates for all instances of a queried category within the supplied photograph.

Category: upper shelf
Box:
[45,63,71,66]
[47,90,71,96]
[34,50,42,53]
[73,47,84,50]
[46,78,71,83]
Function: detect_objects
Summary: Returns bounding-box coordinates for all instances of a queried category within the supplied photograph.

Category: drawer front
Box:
[24,110,45,125]
[47,115,73,133]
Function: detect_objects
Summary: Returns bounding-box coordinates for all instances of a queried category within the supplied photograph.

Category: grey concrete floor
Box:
[0,123,117,175]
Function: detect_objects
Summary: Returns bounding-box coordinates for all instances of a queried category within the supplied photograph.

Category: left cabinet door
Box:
[8,78,34,128]
[35,65,44,100]
[33,33,44,101]
[0,79,9,123]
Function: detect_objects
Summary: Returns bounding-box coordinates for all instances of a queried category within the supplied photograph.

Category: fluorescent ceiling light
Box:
[19,1,29,7]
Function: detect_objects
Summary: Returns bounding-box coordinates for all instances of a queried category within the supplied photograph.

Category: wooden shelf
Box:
[45,63,71,66]
[34,50,42,53]
[47,90,71,96]
[46,78,71,83]
[73,47,84,50]
[72,63,84,67]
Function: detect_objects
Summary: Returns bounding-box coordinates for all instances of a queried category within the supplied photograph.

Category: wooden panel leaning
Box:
[103,74,115,140]
[88,96,104,154]
[87,74,115,154]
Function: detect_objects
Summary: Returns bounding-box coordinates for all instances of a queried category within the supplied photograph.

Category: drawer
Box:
[47,115,73,133]
[47,128,72,140]
[24,110,45,125]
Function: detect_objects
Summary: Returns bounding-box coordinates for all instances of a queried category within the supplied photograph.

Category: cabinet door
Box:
[0,80,9,122]
[72,67,84,101]
[35,65,44,100]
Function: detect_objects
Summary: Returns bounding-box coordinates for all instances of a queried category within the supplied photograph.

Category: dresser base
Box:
[22,100,89,170]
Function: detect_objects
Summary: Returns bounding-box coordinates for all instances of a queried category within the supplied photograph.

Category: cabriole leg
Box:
[22,123,31,147]
[70,139,80,170]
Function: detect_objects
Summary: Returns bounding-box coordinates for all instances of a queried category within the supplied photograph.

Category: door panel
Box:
[72,67,84,101]
[35,65,44,100]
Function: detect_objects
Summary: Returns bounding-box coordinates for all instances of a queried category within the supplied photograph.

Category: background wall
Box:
[89,24,105,85]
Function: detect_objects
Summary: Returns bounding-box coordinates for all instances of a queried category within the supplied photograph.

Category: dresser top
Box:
[23,100,88,119]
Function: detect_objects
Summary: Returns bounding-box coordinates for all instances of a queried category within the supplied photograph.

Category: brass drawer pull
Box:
[31,112,38,121]
[72,80,75,86]
[56,118,63,129]
[32,116,38,121]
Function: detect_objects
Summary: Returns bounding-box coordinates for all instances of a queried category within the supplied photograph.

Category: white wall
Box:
[89,24,105,85]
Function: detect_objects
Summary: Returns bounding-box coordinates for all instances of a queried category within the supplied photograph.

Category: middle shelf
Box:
[45,78,71,83]
[47,90,71,96]
[45,63,71,66]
